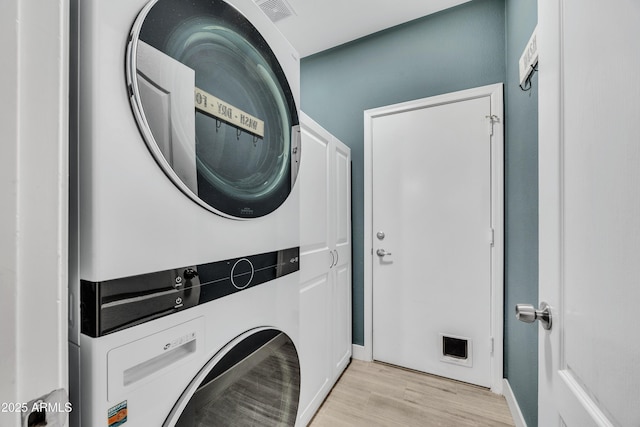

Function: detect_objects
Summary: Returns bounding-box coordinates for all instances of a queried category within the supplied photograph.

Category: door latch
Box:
[376,248,392,257]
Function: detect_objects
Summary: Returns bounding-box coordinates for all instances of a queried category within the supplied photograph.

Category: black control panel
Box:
[81,247,299,337]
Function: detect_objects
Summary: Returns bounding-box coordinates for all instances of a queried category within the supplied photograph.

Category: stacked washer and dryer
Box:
[69,0,304,425]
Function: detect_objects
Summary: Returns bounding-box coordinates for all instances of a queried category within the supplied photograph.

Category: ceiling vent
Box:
[255,0,296,23]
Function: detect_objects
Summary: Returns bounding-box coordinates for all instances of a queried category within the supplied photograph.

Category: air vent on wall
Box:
[255,0,296,23]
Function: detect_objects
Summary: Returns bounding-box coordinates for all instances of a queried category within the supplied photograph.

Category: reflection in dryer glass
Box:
[128,0,300,218]
[172,330,300,426]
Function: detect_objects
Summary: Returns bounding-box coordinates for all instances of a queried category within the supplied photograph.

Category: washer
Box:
[69,0,302,425]
[79,268,300,426]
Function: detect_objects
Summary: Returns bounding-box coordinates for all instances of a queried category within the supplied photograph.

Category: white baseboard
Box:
[502,379,527,427]
[351,344,371,362]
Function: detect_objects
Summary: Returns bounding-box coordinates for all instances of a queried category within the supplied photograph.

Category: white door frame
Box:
[362,83,504,393]
[0,1,69,425]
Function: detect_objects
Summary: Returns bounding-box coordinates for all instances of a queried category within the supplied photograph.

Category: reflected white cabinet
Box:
[297,113,352,426]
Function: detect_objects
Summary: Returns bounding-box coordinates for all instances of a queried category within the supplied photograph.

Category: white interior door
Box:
[538,1,640,426]
[136,40,197,192]
[369,85,503,389]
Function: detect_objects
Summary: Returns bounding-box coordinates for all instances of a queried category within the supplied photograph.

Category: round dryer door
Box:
[127,0,300,219]
[164,329,300,426]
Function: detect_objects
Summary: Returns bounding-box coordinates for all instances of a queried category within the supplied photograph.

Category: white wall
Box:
[0,0,69,425]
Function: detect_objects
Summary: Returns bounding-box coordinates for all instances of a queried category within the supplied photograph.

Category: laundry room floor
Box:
[309,360,515,427]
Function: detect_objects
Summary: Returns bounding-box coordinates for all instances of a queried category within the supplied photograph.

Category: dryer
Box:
[69,0,302,424]
[75,0,301,285]
[70,0,301,348]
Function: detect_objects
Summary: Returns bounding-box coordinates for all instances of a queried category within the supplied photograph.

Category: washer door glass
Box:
[127,0,300,219]
[164,329,300,426]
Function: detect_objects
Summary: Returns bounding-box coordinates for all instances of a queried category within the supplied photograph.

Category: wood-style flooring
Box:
[309,360,515,427]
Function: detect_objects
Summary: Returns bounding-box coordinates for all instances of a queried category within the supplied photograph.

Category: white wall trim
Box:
[0,1,69,424]
[362,83,505,392]
[351,344,371,362]
[503,379,528,427]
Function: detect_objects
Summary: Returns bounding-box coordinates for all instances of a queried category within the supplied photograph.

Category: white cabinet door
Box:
[298,114,333,425]
[298,272,331,425]
[298,113,351,426]
[331,139,352,379]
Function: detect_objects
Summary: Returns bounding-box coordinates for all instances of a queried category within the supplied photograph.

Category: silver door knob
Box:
[376,249,392,257]
[515,302,552,330]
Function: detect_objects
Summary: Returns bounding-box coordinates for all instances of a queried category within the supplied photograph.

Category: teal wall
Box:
[301,0,506,345]
[301,0,539,424]
[504,1,538,426]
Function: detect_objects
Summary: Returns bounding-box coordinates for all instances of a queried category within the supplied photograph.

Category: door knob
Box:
[515,302,552,330]
[376,249,392,257]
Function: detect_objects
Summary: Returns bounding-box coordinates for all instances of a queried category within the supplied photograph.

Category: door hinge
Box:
[490,337,494,354]
[485,114,500,136]
[489,228,495,246]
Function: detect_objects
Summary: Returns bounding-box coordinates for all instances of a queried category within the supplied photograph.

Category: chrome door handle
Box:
[376,249,392,257]
[515,302,552,330]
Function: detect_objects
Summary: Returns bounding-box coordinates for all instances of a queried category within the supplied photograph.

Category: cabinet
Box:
[297,113,352,426]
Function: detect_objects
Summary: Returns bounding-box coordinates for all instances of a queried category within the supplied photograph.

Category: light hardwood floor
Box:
[309,360,515,427]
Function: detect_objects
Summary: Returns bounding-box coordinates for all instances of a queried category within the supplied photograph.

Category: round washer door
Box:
[127,0,300,219]
[164,329,300,426]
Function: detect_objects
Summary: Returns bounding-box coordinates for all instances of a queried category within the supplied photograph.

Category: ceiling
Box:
[255,0,472,58]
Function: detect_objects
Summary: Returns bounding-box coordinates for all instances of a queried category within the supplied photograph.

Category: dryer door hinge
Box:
[489,228,495,246]
[485,114,500,136]
[490,337,495,354]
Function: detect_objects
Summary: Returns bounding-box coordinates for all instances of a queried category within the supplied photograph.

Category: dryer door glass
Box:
[165,329,300,426]
[127,0,300,219]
